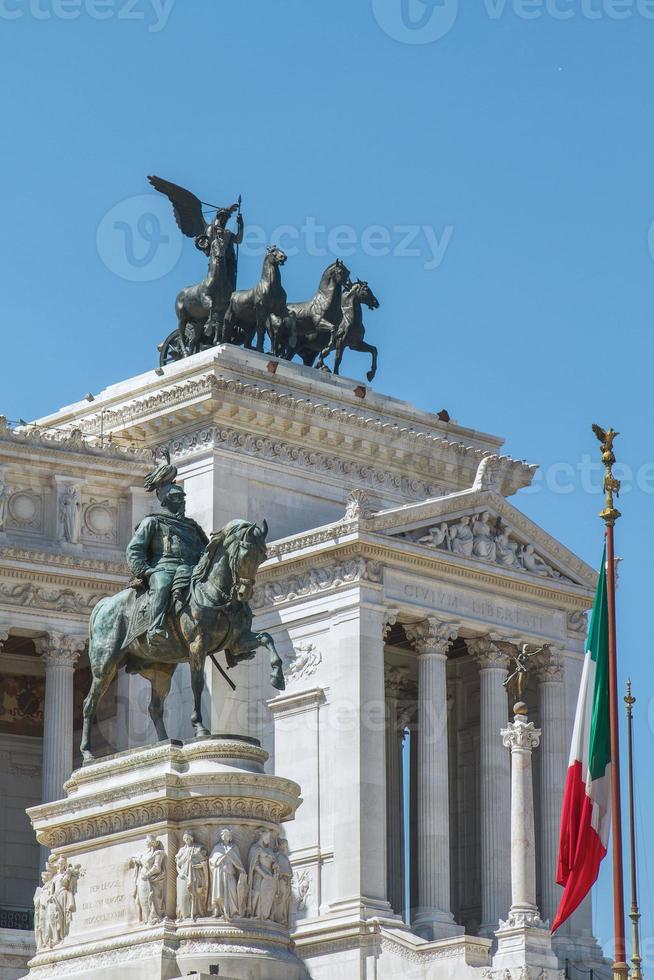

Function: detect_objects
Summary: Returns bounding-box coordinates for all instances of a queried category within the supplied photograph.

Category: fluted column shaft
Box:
[469,638,512,935]
[536,650,566,926]
[385,665,412,917]
[406,619,461,940]
[386,699,405,915]
[502,709,542,918]
[36,633,85,803]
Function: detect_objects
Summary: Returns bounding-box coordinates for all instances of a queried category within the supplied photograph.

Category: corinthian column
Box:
[405,618,461,939]
[35,633,86,803]
[467,636,512,936]
[535,646,566,928]
[385,664,412,917]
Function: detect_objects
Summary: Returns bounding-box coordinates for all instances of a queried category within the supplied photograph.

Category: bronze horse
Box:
[275,259,351,367]
[81,520,283,762]
[322,279,380,382]
[221,245,292,353]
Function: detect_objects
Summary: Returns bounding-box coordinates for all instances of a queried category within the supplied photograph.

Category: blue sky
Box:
[2,0,653,960]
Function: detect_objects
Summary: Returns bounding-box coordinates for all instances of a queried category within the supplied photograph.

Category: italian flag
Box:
[552,549,611,932]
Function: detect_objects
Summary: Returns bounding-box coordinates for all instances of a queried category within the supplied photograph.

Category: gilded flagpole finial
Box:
[592,424,621,525]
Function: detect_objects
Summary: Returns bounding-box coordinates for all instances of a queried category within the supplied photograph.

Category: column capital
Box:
[534,644,564,682]
[406,618,458,657]
[467,635,510,671]
[35,632,86,668]
[501,715,541,752]
[382,607,400,640]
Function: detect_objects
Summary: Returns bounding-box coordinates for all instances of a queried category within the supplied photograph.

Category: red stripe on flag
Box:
[552,761,607,932]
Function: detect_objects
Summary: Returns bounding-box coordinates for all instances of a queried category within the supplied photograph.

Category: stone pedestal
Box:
[22,737,307,980]
[489,705,562,980]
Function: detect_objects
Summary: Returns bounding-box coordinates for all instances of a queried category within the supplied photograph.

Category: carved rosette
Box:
[405,618,459,657]
[35,632,86,669]
[467,636,510,671]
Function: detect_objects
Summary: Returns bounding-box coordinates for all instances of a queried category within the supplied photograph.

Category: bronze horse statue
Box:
[322,279,380,382]
[81,520,283,762]
[221,245,293,354]
[174,235,236,357]
[275,259,351,367]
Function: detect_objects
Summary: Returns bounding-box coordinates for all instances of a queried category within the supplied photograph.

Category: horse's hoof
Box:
[271,671,286,692]
[194,726,211,739]
[367,371,375,383]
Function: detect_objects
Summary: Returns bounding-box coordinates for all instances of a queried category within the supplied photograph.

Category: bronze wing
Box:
[147,175,206,238]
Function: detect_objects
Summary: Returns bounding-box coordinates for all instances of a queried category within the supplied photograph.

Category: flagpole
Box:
[593,425,628,980]
[624,679,643,980]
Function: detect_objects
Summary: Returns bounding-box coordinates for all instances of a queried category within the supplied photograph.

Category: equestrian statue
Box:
[80,449,284,762]
[150,174,381,381]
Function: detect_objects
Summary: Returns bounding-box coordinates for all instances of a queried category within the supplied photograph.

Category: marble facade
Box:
[0,347,608,978]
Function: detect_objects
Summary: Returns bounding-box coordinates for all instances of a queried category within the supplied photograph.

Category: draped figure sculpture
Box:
[247,830,279,921]
[175,832,209,920]
[209,829,248,920]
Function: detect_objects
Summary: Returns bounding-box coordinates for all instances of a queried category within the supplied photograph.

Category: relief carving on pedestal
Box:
[34,856,83,949]
[129,834,167,925]
[175,831,209,921]
[167,827,296,928]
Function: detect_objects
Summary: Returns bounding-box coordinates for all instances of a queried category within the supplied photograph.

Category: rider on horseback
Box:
[126,455,208,646]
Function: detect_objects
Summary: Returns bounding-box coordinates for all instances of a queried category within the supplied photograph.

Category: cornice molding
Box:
[0,545,128,577]
[254,536,594,616]
[0,420,149,466]
[165,424,445,501]
[65,373,535,495]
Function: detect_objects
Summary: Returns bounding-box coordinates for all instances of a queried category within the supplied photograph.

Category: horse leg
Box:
[356,340,378,382]
[254,309,267,353]
[333,339,345,376]
[142,665,175,743]
[81,666,118,763]
[189,650,210,737]
[230,630,285,692]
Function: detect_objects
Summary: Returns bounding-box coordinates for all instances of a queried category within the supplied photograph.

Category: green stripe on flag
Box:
[588,548,611,783]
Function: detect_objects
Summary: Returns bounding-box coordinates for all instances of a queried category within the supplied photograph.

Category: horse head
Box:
[265,244,287,268]
[318,258,352,293]
[351,279,380,310]
[196,519,269,602]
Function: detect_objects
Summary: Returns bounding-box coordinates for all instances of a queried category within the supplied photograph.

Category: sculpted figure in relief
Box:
[495,523,520,567]
[58,485,81,544]
[33,868,53,948]
[175,832,209,920]
[43,857,82,947]
[472,511,496,561]
[0,471,9,531]
[448,516,474,557]
[520,543,559,578]
[247,830,279,920]
[418,523,450,549]
[274,838,293,927]
[209,828,248,919]
[130,835,167,925]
